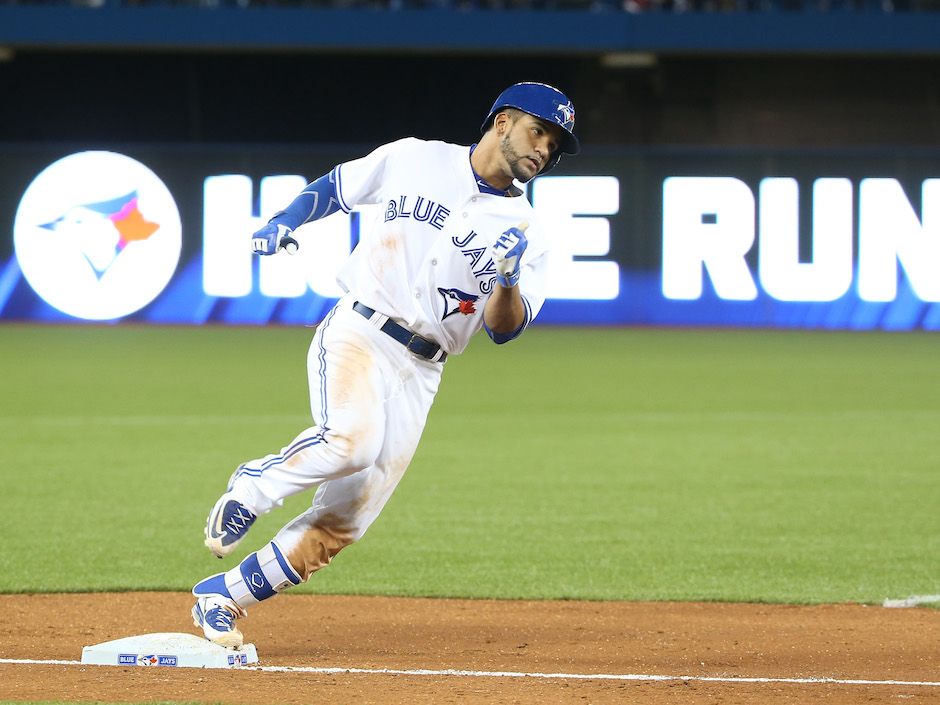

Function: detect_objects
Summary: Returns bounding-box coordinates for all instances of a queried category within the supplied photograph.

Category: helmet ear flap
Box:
[541,153,563,174]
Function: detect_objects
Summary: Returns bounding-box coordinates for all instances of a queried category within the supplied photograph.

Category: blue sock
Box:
[193,541,301,610]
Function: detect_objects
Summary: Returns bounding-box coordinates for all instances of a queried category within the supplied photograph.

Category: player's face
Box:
[499,114,564,182]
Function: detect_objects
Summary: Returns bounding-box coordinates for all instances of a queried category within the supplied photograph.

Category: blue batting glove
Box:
[492,222,529,288]
[251,223,298,256]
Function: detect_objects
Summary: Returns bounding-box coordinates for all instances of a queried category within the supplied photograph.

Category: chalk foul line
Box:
[1,658,939,687]
[883,594,940,608]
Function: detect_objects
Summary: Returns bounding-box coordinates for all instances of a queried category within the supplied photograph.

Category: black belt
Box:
[352,302,447,363]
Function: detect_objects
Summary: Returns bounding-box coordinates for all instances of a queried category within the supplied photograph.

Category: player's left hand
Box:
[492,222,528,288]
[251,223,299,256]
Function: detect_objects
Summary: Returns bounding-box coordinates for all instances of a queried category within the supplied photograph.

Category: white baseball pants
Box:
[228,295,443,581]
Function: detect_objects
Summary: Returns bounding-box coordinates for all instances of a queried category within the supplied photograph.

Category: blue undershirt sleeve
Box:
[268,168,343,230]
[484,321,525,344]
[483,296,532,345]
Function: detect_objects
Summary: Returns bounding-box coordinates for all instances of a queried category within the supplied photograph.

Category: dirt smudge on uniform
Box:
[369,230,401,278]
[316,335,382,464]
[328,337,376,409]
[286,514,358,582]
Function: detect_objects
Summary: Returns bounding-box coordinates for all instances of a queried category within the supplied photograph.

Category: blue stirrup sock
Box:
[193,541,302,610]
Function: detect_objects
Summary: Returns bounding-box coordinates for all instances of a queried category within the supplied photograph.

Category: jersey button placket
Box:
[463,194,477,219]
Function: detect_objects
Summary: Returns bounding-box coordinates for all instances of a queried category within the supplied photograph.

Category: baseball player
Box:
[191,82,579,648]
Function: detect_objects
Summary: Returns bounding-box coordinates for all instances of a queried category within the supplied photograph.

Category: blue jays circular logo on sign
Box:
[13,151,182,320]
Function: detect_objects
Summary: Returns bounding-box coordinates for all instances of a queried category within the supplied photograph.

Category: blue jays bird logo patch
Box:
[438,287,479,321]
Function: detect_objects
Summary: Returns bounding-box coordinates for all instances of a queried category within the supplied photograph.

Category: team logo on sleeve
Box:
[437,287,479,320]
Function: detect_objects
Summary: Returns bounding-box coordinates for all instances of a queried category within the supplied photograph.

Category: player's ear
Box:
[493,110,513,135]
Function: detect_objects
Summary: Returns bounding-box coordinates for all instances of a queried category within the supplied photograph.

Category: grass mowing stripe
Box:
[0,414,310,426]
[2,325,938,602]
[4,408,939,425]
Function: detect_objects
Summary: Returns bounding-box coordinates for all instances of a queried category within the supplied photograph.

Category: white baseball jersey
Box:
[334,137,549,355]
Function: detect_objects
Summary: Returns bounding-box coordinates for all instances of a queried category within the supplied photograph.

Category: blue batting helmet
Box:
[481,82,580,173]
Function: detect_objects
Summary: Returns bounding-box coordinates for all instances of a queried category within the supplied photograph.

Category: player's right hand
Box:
[251,223,299,256]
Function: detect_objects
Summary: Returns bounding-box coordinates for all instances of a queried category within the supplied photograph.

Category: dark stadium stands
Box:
[0,0,938,147]
[1,5,940,54]
[3,0,940,7]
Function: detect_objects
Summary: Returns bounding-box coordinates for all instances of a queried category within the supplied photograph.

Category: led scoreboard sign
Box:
[201,173,620,303]
[2,148,939,330]
[663,177,940,303]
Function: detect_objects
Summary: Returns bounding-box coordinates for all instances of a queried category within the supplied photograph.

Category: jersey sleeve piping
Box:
[333,164,352,214]
[521,295,533,330]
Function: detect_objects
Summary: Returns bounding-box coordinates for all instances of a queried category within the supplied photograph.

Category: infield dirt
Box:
[1,593,938,704]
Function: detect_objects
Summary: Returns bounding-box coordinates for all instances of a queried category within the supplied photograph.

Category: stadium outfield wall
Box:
[3,144,940,331]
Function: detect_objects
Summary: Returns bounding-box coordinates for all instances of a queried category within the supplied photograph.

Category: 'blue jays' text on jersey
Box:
[332,138,550,356]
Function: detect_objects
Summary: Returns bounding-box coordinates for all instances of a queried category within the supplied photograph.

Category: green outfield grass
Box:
[1,324,938,604]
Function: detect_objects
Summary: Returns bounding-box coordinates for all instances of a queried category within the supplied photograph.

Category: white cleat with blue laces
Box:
[192,594,246,649]
[204,492,257,559]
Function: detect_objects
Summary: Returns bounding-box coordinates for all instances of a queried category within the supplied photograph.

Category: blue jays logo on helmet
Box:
[554,100,575,132]
[438,287,479,321]
[482,82,581,173]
